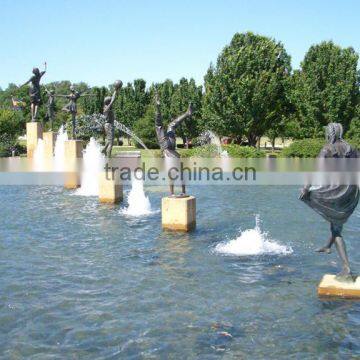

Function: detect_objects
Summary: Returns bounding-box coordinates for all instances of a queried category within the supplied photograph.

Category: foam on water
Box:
[215,215,292,256]
[75,138,105,196]
[121,171,154,216]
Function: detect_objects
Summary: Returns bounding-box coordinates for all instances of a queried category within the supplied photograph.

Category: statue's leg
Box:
[335,237,352,277]
[72,114,76,140]
[33,105,38,121]
[316,223,336,253]
[103,129,109,155]
[181,184,186,194]
[108,143,113,158]
[332,224,352,278]
[108,127,114,157]
[30,103,35,121]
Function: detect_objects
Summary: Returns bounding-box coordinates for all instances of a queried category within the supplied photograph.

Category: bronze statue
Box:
[44,87,56,131]
[103,80,122,157]
[20,63,47,121]
[154,91,193,196]
[57,85,94,139]
[299,123,359,279]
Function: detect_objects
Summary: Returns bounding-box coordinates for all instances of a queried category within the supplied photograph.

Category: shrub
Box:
[347,138,360,150]
[180,144,266,158]
[346,116,360,139]
[346,113,360,150]
[180,144,220,158]
[223,144,266,158]
[280,138,325,158]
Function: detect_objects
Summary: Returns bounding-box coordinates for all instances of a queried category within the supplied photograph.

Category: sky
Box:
[1,0,360,89]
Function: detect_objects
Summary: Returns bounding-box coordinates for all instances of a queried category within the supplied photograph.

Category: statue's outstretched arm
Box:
[19,78,31,88]
[153,93,165,142]
[80,90,95,97]
[154,92,163,128]
[168,103,193,131]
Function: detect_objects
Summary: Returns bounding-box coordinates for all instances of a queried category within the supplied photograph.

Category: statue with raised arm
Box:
[154,91,193,195]
[299,123,359,280]
[103,80,122,157]
[44,87,56,131]
[20,63,47,121]
[57,85,94,139]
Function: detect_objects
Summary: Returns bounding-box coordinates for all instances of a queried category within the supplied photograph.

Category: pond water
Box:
[0,185,359,358]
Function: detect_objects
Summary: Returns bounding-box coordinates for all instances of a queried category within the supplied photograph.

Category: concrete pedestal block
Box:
[64,140,83,189]
[64,140,83,159]
[64,172,81,189]
[162,196,196,232]
[43,131,56,157]
[318,274,360,299]
[98,172,123,204]
[26,122,43,158]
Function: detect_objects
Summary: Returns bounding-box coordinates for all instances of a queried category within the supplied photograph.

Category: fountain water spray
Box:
[33,138,45,170]
[121,170,153,216]
[75,137,105,196]
[114,120,148,150]
[54,125,68,171]
[197,130,228,157]
[85,113,148,150]
[214,215,292,256]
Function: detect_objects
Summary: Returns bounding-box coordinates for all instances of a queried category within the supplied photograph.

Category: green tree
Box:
[346,105,360,139]
[150,79,176,124]
[0,109,24,156]
[114,79,149,144]
[291,41,359,138]
[82,86,107,115]
[133,105,158,149]
[203,32,291,146]
[170,78,203,146]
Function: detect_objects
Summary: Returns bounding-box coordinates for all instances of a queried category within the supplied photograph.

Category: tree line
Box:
[0,31,359,153]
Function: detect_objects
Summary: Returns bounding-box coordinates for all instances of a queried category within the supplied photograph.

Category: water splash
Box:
[121,171,153,216]
[54,125,68,170]
[75,138,105,196]
[214,215,292,256]
[114,120,148,150]
[197,130,228,158]
[86,113,148,150]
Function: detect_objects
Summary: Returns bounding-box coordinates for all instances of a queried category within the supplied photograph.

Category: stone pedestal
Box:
[318,274,360,299]
[26,122,43,158]
[64,140,83,159]
[43,131,56,157]
[98,172,123,204]
[161,196,196,232]
[64,140,83,189]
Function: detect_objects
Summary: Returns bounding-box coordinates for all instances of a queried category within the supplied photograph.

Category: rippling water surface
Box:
[1,185,359,358]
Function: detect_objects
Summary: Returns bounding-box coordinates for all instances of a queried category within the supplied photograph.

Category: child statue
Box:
[20,63,47,121]
[154,91,193,196]
[103,80,122,157]
[299,123,359,279]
